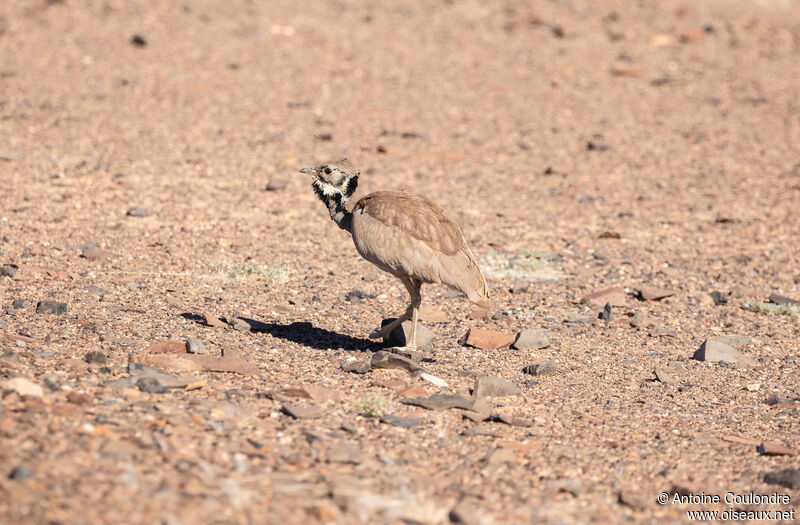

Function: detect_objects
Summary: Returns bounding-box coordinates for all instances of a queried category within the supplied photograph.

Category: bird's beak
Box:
[298,167,317,175]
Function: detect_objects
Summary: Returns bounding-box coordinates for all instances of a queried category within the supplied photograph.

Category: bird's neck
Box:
[326,193,352,232]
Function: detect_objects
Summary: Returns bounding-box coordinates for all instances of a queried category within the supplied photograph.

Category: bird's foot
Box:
[369,323,398,341]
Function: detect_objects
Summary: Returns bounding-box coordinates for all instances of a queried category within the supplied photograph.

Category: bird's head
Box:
[299,158,359,202]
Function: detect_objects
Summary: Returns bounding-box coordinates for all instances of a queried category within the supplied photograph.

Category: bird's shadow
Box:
[181,313,379,351]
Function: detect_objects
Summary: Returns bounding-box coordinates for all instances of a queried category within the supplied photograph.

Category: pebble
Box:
[383,319,436,351]
[380,414,422,428]
[84,351,108,365]
[0,264,19,277]
[710,291,728,305]
[231,318,251,332]
[418,305,448,323]
[629,311,648,328]
[648,326,678,338]
[598,303,613,321]
[282,404,323,419]
[692,339,756,366]
[745,383,760,392]
[126,207,150,217]
[136,377,167,394]
[653,366,676,384]
[1,377,44,398]
[327,443,361,464]
[768,293,799,306]
[473,376,520,398]
[763,468,800,490]
[758,440,794,456]
[12,298,30,309]
[512,329,551,350]
[635,284,675,301]
[483,447,516,465]
[581,286,626,307]
[36,300,67,314]
[764,394,791,406]
[342,359,372,374]
[617,489,648,510]
[729,285,759,298]
[185,336,206,354]
[460,328,515,350]
[522,360,556,376]
[509,279,530,294]
[8,465,34,482]
[449,503,486,525]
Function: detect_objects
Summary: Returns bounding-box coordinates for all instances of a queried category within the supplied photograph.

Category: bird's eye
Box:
[323,167,332,174]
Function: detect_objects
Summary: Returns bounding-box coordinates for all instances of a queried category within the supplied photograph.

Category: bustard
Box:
[300,159,491,352]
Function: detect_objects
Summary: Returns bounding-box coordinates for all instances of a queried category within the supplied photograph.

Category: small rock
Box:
[396,385,429,398]
[383,319,436,351]
[371,351,425,373]
[692,339,756,366]
[522,360,556,376]
[342,360,371,374]
[769,293,799,306]
[80,248,111,261]
[483,447,516,465]
[231,318,251,332]
[346,290,376,301]
[449,503,485,525]
[710,291,728,305]
[136,377,166,394]
[265,179,288,191]
[509,279,530,294]
[84,351,108,365]
[745,383,761,392]
[185,336,206,354]
[126,207,149,217]
[764,395,791,406]
[416,372,449,388]
[36,300,67,314]
[729,285,759,298]
[460,328,514,350]
[282,404,322,420]
[188,354,259,375]
[629,311,648,328]
[680,26,706,43]
[1,264,19,277]
[512,329,551,350]
[758,441,794,456]
[586,141,610,151]
[127,362,192,388]
[654,366,676,384]
[200,312,226,328]
[618,489,648,510]
[11,299,30,309]
[598,302,613,321]
[327,442,361,464]
[144,340,187,354]
[468,309,489,320]
[1,377,44,398]
[649,326,678,338]
[473,376,520,398]
[130,34,147,47]
[763,468,800,490]
[635,285,675,301]
[581,286,626,307]
[380,414,422,428]
[402,394,486,414]
[8,465,34,482]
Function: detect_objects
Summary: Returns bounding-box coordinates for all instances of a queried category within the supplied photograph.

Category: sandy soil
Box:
[1,0,799,523]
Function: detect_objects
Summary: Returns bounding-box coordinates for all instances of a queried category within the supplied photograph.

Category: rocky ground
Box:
[1,0,799,523]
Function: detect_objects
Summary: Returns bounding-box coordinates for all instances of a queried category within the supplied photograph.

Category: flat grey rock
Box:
[380,414,422,428]
[36,300,67,314]
[473,376,520,398]
[185,336,206,354]
[382,318,436,351]
[371,350,425,373]
[692,339,757,366]
[522,360,557,376]
[512,329,551,350]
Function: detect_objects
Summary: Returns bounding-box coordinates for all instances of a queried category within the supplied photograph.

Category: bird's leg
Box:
[405,280,422,351]
[368,276,417,342]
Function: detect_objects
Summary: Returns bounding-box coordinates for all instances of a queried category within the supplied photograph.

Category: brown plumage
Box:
[300,159,491,350]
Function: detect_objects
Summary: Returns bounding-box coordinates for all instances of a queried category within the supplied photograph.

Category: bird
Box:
[299,158,491,352]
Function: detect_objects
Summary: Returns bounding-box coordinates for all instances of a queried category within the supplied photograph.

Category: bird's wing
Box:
[354,191,464,255]
[353,192,491,305]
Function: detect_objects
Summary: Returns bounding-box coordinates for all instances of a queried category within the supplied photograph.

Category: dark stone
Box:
[598,302,613,321]
[36,301,67,314]
[763,468,800,490]
[136,377,166,394]
[380,414,422,428]
[126,207,149,217]
[473,376,520,398]
[710,291,728,305]
[130,34,147,47]
[769,293,799,306]
[764,394,791,406]
[84,351,108,365]
[342,360,371,374]
[8,465,34,481]
[11,299,29,309]
[522,360,557,376]
[0,264,18,277]
[587,141,609,151]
